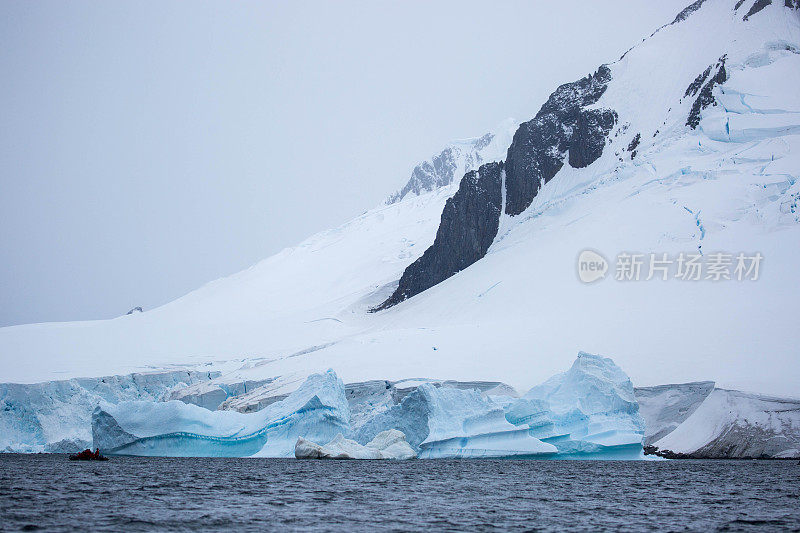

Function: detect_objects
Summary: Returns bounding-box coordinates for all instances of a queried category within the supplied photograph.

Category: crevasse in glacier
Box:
[92,369,350,457]
[504,352,646,459]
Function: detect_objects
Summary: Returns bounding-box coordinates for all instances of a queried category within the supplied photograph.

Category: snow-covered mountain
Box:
[1,0,799,455]
[386,119,517,204]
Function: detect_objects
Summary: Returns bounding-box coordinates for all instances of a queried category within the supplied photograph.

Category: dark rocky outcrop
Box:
[375,161,503,310]
[568,109,618,168]
[685,66,712,98]
[505,65,615,216]
[627,133,642,160]
[671,0,711,24]
[787,0,800,9]
[686,56,727,129]
[376,66,617,309]
[743,0,772,20]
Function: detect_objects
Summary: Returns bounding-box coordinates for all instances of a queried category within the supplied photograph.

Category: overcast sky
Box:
[0,1,687,327]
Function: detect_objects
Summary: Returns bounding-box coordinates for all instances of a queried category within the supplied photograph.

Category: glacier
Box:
[91,354,647,459]
[93,369,350,457]
[1,0,797,403]
[354,381,557,459]
[1,0,799,459]
[0,370,220,453]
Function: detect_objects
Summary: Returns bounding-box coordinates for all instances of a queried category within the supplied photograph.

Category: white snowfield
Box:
[90,354,646,459]
[1,1,799,455]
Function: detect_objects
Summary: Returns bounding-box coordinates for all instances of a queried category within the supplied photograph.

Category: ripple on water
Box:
[0,455,799,532]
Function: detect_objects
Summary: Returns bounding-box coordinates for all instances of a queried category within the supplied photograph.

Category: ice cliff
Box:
[92,369,350,457]
[0,370,219,453]
[91,354,647,459]
[503,353,646,459]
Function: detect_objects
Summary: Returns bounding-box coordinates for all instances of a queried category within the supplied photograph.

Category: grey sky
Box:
[0,1,685,327]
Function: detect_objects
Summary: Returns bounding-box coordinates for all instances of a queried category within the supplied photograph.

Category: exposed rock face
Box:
[375,161,504,309]
[627,133,642,159]
[743,0,772,20]
[373,0,762,309]
[569,109,618,168]
[671,0,710,24]
[686,56,727,129]
[505,65,615,216]
[377,66,617,309]
[685,66,713,99]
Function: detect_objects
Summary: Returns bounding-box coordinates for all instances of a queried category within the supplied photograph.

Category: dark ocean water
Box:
[0,455,798,532]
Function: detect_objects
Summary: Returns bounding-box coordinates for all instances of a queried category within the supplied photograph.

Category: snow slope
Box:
[650,387,800,458]
[635,381,716,445]
[0,0,798,407]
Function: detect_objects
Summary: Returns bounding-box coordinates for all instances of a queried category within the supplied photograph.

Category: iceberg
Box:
[505,352,646,459]
[92,369,350,457]
[355,383,557,458]
[295,430,417,460]
[0,370,219,453]
[87,354,646,459]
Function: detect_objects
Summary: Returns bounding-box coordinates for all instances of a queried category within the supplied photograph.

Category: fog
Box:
[0,0,686,326]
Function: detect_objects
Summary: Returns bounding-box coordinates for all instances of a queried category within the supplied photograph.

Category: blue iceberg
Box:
[91,353,645,458]
[505,352,646,459]
[355,383,557,458]
[93,369,350,457]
